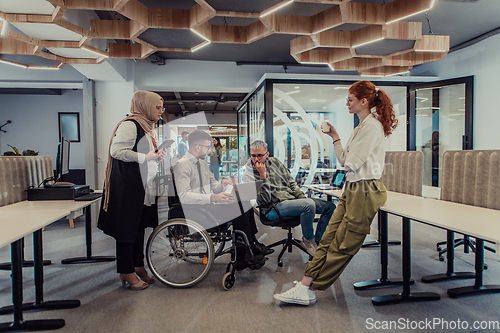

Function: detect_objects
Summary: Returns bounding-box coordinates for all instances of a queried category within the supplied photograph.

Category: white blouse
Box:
[334,113,385,183]
[110,121,157,206]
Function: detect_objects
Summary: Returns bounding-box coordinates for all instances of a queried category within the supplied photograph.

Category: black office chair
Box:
[436,235,495,269]
[257,203,313,267]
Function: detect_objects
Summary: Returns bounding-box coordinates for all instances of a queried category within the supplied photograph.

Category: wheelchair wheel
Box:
[146,218,215,288]
[222,272,235,290]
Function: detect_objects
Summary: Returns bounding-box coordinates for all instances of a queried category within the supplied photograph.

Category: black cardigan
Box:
[97,119,158,243]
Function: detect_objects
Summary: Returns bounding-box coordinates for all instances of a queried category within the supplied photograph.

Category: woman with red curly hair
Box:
[274,80,398,305]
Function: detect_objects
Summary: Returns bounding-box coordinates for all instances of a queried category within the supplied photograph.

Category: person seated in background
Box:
[173,130,272,268]
[243,140,335,256]
[177,131,189,158]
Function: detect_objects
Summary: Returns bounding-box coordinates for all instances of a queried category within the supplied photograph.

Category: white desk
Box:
[303,185,500,303]
[0,197,110,331]
[373,196,500,304]
[0,209,73,331]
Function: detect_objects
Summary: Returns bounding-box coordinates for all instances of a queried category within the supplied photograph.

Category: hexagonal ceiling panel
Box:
[139,29,205,49]
[10,22,82,42]
[0,54,60,66]
[1,0,479,76]
[205,0,283,12]
[356,39,415,56]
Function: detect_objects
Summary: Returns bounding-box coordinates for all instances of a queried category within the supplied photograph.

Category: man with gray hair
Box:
[243,140,335,255]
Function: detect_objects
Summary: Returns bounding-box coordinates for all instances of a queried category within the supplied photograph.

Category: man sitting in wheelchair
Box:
[173,130,272,270]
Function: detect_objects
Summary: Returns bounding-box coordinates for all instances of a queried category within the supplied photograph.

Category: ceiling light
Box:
[301,61,328,65]
[387,0,436,25]
[81,46,108,58]
[334,87,349,90]
[294,86,300,89]
[414,49,447,52]
[312,26,333,35]
[385,70,410,77]
[27,66,60,70]
[190,28,211,42]
[352,37,384,49]
[416,86,442,91]
[287,90,300,95]
[0,59,27,68]
[191,41,210,52]
[328,63,334,71]
[260,0,294,18]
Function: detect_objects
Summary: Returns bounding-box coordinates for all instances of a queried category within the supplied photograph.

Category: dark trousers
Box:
[116,205,154,274]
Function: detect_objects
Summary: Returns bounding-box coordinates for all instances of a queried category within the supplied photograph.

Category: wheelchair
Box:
[146,174,260,290]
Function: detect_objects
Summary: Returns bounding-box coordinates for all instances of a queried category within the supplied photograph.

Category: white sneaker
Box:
[274,281,316,305]
[302,237,318,256]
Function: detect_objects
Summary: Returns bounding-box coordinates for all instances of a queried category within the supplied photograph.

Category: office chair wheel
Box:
[484,263,488,270]
[146,218,215,288]
[438,256,445,262]
[437,246,442,252]
[278,261,283,267]
[222,272,236,290]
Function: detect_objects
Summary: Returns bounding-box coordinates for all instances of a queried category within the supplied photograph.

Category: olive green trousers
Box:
[305,179,387,291]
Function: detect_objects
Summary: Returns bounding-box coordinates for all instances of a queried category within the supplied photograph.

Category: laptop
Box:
[311,169,347,190]
[232,180,264,202]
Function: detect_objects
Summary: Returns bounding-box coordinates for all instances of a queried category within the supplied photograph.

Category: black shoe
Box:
[254,243,274,255]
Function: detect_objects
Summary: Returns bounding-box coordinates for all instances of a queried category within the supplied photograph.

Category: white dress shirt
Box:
[173,152,223,205]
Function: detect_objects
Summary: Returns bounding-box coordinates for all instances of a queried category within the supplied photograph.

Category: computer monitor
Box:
[56,137,70,180]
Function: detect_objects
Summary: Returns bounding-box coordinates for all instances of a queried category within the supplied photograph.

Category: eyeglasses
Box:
[156,106,165,112]
[196,144,211,149]
[346,98,354,104]
[251,154,266,158]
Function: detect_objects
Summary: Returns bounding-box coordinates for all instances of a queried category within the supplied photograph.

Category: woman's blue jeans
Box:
[265,198,335,242]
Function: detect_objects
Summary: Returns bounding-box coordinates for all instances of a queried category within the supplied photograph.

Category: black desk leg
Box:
[447,238,500,298]
[0,237,51,271]
[0,230,80,315]
[422,230,475,283]
[61,205,115,264]
[362,212,401,248]
[354,211,409,290]
[372,217,440,305]
[0,240,65,332]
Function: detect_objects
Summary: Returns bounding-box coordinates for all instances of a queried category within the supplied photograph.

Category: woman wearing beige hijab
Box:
[98,91,167,290]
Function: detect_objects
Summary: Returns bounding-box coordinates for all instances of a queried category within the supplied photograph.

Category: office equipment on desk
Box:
[309,169,346,190]
[232,180,263,202]
[27,184,91,201]
[74,192,102,201]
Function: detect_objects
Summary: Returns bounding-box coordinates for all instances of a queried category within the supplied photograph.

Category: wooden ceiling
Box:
[0,0,449,76]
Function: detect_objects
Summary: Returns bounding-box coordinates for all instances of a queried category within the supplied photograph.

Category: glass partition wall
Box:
[415,78,471,188]
[237,77,472,188]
